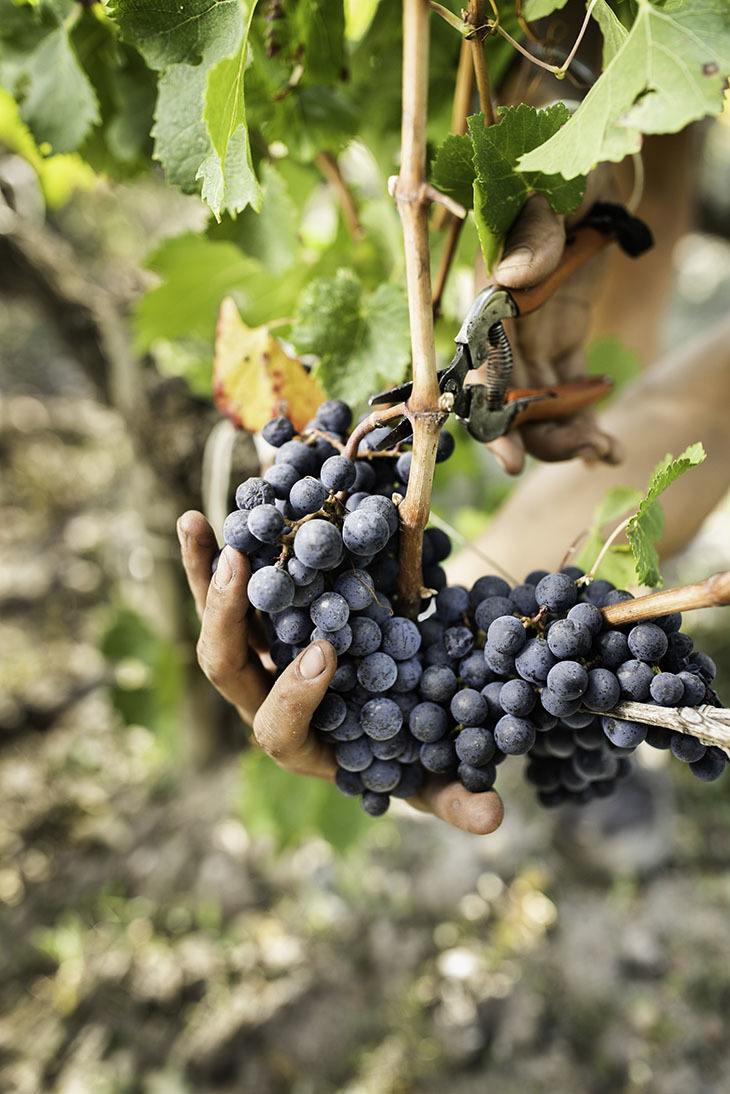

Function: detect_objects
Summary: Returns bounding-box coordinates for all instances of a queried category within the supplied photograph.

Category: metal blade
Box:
[371,417,414,451]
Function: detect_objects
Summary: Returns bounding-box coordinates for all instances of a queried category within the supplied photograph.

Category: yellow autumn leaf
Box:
[213,297,325,432]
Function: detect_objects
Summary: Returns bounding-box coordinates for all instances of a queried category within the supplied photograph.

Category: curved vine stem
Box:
[601,571,730,626]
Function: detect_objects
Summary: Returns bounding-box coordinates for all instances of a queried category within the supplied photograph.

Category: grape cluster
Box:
[223,399,726,816]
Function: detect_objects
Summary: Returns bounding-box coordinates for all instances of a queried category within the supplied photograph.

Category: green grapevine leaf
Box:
[519,0,730,179]
[152,64,210,192]
[196,1,262,220]
[468,104,586,267]
[576,485,643,586]
[216,161,300,275]
[295,0,346,83]
[521,0,570,20]
[627,442,707,587]
[0,86,95,205]
[430,133,475,211]
[109,0,242,69]
[592,0,629,65]
[20,27,99,152]
[134,234,262,349]
[0,0,100,153]
[112,0,262,217]
[291,269,410,407]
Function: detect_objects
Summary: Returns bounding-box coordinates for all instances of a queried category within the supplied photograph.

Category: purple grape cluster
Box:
[223,399,725,816]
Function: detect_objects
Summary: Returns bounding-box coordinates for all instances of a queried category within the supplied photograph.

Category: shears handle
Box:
[507,202,654,316]
[507,225,610,317]
[507,376,613,426]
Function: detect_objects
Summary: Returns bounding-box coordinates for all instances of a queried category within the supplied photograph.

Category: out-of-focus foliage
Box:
[2,0,727,413]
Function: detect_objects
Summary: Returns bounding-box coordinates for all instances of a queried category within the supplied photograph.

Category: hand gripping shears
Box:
[369,202,653,448]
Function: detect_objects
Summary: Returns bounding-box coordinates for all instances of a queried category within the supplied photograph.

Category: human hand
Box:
[483,173,624,475]
[177,509,504,835]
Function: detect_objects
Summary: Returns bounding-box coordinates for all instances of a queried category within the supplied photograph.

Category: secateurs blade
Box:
[369,202,653,449]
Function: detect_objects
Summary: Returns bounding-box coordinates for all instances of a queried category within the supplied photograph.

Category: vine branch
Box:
[394,0,447,617]
[601,701,730,753]
[601,571,730,626]
[315,151,363,242]
[432,0,494,316]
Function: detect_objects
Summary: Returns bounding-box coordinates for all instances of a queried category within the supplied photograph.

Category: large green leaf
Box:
[291,269,410,407]
[113,0,262,216]
[467,104,585,267]
[134,234,262,349]
[196,0,262,220]
[152,64,210,191]
[430,133,475,210]
[0,0,99,153]
[592,0,629,65]
[519,0,730,179]
[470,104,586,231]
[109,0,242,68]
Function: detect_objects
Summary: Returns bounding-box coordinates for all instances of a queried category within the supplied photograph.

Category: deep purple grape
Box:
[458,761,496,792]
[409,701,448,742]
[499,678,536,717]
[670,732,706,764]
[455,725,495,765]
[420,738,457,774]
[420,665,458,703]
[616,659,654,701]
[262,416,296,447]
[627,623,669,663]
[235,476,276,510]
[649,672,684,706]
[223,510,259,553]
[535,572,578,613]
[357,652,398,693]
[494,715,536,755]
[248,566,295,612]
[361,791,390,816]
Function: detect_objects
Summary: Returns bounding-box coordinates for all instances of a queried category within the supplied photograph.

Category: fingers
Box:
[486,432,526,476]
[495,193,565,289]
[196,544,272,722]
[178,510,218,619]
[253,641,338,779]
[520,412,623,465]
[411,780,504,836]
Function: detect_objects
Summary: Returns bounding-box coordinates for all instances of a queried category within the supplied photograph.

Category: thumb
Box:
[495,193,565,289]
[252,640,338,778]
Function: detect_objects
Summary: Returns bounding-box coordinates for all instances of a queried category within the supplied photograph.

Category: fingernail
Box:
[213,546,234,588]
[499,244,533,268]
[300,643,326,680]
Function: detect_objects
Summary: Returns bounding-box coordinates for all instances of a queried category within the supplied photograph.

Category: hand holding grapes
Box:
[177,510,505,835]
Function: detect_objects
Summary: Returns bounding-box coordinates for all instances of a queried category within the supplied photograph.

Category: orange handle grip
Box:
[508,376,613,427]
[504,225,611,316]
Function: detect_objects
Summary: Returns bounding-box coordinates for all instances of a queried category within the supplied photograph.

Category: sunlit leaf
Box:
[213,296,325,431]
[519,0,730,179]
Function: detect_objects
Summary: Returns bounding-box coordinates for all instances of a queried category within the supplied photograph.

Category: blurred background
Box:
[2,95,730,1094]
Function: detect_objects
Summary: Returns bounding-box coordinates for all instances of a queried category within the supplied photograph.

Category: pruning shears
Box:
[370,202,653,448]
